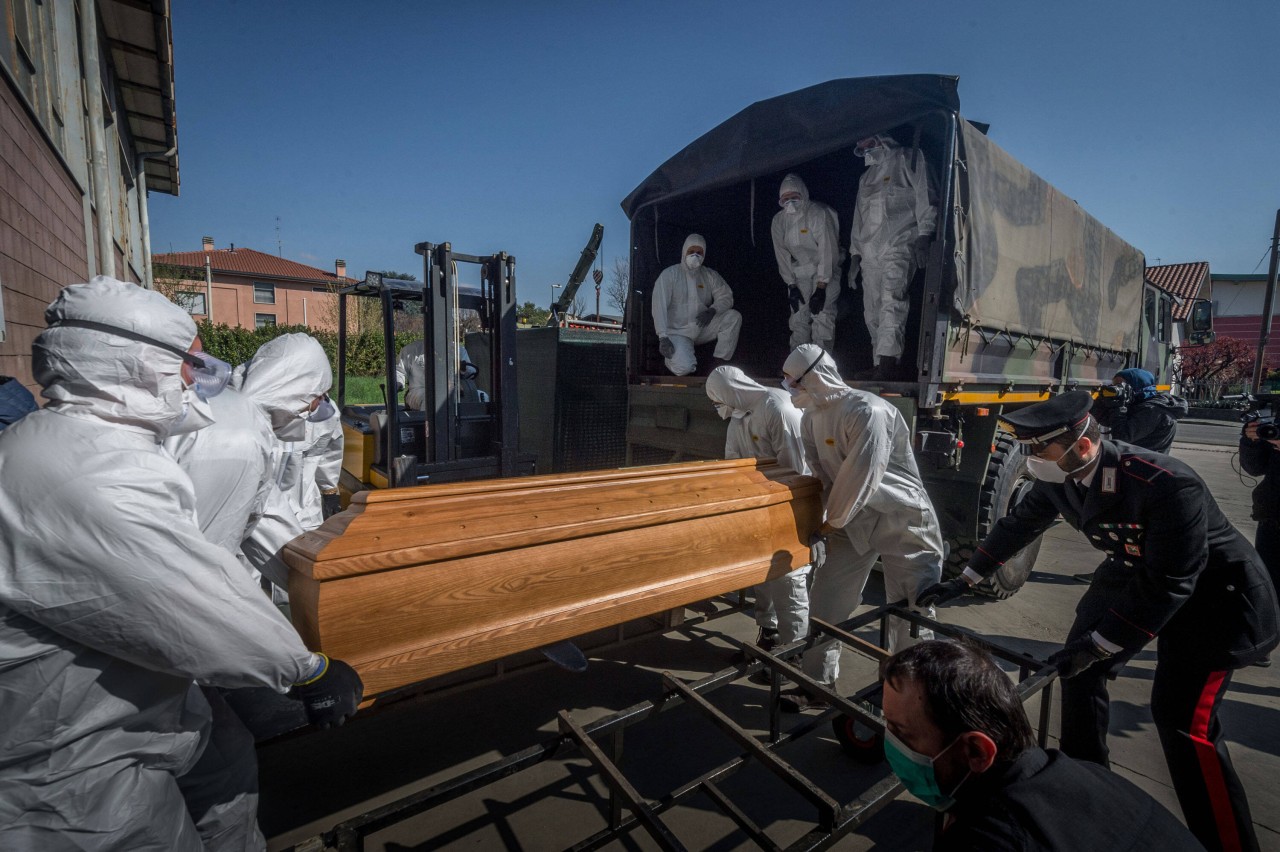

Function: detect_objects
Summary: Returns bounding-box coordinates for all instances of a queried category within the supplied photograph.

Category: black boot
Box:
[871,356,898,381]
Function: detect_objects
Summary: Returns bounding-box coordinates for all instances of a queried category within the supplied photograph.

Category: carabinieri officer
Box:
[920,390,1277,852]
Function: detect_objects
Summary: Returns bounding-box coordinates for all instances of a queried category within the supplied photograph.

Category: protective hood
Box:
[32,276,198,437]
[1115,368,1157,400]
[783,343,851,407]
[238,333,333,434]
[706,366,770,414]
[779,173,811,203]
[683,233,707,258]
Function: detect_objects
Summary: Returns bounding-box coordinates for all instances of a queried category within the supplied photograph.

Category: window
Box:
[255,313,276,329]
[175,291,207,316]
[253,282,276,304]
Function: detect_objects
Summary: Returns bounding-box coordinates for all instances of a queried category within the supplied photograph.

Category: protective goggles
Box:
[782,351,824,390]
[308,394,336,422]
[53,319,232,400]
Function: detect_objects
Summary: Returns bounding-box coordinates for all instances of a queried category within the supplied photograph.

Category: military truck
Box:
[621,75,1189,597]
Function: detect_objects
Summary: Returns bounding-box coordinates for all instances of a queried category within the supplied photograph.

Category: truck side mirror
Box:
[1189,299,1213,333]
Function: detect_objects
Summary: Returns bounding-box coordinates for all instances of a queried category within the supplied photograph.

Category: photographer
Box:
[1240,410,1280,600]
[1094,368,1187,454]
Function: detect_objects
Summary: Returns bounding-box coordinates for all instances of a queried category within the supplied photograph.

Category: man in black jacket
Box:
[1095,368,1188,454]
[1239,412,1280,584]
[882,641,1204,851]
[920,391,1277,852]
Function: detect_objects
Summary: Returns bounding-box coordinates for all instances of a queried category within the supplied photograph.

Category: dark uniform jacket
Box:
[1239,435,1280,522]
[935,748,1205,851]
[970,441,1278,667]
[1108,393,1187,454]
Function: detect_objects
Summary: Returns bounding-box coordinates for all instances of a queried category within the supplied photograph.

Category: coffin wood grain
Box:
[285,459,822,696]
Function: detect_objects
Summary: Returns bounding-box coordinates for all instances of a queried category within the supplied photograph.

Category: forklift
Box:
[335,242,536,499]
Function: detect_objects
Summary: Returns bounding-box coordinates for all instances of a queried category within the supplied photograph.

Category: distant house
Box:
[0,0,178,390]
[1204,272,1280,363]
[1145,261,1209,347]
[152,237,354,331]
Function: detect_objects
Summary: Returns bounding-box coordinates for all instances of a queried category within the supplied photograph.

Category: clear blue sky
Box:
[149,0,1280,310]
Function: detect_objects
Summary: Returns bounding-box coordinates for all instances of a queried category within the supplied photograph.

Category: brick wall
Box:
[0,77,89,393]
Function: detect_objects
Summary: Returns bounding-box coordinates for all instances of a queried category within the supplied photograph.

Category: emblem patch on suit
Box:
[1101,467,1116,494]
[1125,543,1141,556]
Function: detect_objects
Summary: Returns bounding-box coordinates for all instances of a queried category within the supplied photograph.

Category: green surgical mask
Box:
[884,729,970,811]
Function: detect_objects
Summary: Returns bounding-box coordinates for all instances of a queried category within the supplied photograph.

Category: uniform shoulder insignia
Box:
[1120,454,1172,485]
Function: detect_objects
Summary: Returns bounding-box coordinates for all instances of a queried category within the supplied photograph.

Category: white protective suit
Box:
[231,334,337,585]
[783,344,942,682]
[706,366,813,643]
[0,277,320,851]
[396,339,486,410]
[651,234,743,376]
[850,135,936,364]
[771,174,843,353]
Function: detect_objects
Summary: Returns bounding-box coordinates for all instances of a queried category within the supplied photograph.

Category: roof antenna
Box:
[276,216,283,257]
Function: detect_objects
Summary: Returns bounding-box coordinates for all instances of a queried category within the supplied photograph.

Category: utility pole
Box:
[1251,209,1280,393]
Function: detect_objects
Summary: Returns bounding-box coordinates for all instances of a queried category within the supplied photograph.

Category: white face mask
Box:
[713,402,732,420]
[307,396,336,422]
[863,147,885,166]
[782,199,801,215]
[1025,437,1090,483]
[1026,455,1070,483]
[270,406,308,441]
[684,253,704,270]
[166,388,216,437]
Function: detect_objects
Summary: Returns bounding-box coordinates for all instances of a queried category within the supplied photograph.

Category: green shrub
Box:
[195,321,421,377]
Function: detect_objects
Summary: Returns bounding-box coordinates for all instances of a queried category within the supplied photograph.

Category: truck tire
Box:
[945,432,1043,599]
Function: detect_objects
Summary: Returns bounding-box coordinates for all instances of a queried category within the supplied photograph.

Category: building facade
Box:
[0,0,178,391]
[153,238,351,332]
[1203,273,1280,364]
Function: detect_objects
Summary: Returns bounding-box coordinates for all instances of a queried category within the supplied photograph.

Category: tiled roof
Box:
[152,247,356,284]
[1145,261,1209,320]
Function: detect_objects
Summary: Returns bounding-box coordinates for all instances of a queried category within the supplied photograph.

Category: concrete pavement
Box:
[261,422,1280,851]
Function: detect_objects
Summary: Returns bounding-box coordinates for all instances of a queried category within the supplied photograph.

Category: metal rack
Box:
[290,604,1057,852]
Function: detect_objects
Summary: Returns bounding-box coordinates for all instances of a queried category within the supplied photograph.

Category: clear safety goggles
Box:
[307,394,336,422]
[782,350,824,390]
[52,319,232,399]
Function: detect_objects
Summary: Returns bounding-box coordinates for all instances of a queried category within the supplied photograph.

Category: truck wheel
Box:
[945,432,1043,599]
[832,714,884,763]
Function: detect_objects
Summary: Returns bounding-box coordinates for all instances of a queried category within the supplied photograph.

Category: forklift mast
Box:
[413,242,522,481]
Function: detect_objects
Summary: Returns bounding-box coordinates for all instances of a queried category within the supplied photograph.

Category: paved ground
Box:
[261,422,1280,851]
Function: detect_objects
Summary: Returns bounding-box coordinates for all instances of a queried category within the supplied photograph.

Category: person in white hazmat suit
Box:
[0,277,363,851]
[771,174,843,353]
[849,134,936,381]
[651,233,742,376]
[396,338,486,410]
[779,343,943,711]
[705,366,813,654]
[167,332,338,591]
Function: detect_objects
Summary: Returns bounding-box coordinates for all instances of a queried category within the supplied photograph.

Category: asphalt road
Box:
[261,420,1279,851]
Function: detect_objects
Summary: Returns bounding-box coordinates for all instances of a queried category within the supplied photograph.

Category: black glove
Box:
[1046,634,1113,679]
[321,492,342,519]
[291,654,364,729]
[788,285,803,313]
[658,337,675,358]
[912,235,932,268]
[808,531,828,571]
[917,577,971,608]
[695,306,716,328]
[808,286,827,315]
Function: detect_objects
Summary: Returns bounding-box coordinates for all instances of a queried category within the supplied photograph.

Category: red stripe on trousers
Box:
[1189,670,1242,852]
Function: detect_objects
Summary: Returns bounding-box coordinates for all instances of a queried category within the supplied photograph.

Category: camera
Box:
[1228,393,1280,441]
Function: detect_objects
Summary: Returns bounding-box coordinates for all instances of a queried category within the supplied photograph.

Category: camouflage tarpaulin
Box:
[954,121,1144,353]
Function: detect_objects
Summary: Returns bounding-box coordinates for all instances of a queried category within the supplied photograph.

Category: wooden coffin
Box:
[283,459,822,697]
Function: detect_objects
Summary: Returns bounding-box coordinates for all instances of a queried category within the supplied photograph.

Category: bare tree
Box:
[607,257,630,315]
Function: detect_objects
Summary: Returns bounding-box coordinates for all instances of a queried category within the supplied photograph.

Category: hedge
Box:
[195,321,421,377]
